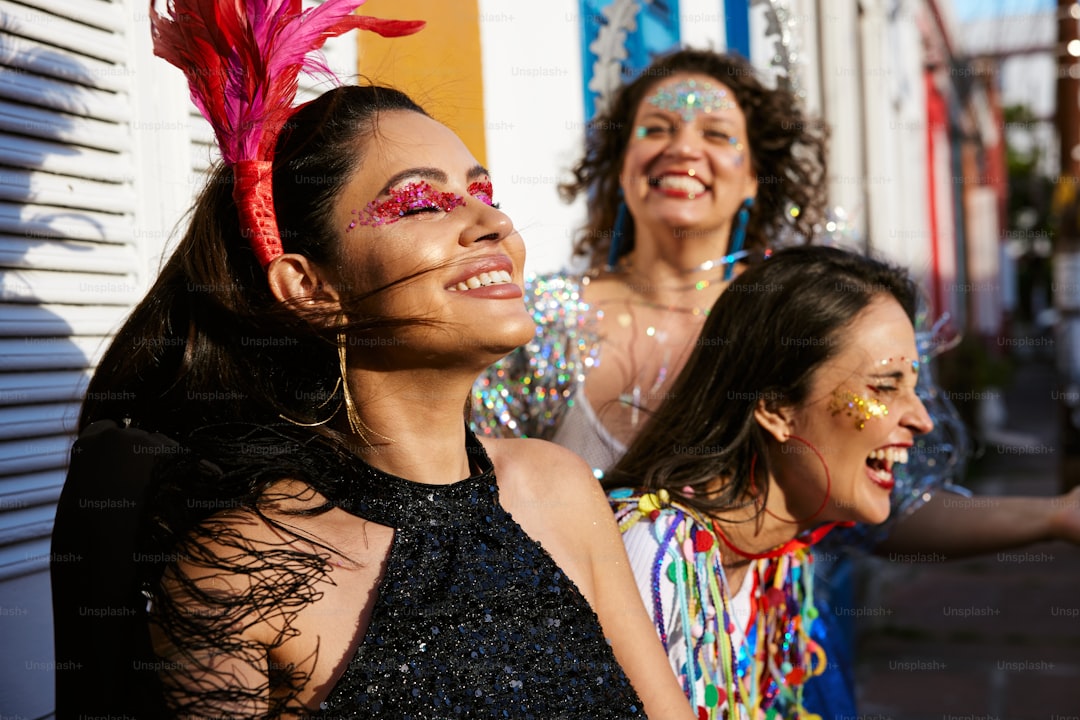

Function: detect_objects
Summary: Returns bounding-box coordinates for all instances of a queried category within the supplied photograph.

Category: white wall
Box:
[478,0,587,275]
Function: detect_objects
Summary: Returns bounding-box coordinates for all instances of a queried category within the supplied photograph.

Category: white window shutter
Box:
[0,0,187,714]
[0,0,140,579]
[0,1,356,714]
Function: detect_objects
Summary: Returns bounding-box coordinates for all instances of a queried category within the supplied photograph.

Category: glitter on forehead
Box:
[829,389,889,431]
[878,356,920,374]
[646,79,737,122]
[348,181,465,231]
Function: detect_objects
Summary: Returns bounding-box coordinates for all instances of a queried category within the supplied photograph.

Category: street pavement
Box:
[854,352,1080,720]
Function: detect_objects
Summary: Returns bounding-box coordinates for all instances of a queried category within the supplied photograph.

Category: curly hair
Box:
[560,49,828,270]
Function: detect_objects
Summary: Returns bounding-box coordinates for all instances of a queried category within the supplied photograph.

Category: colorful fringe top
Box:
[610,489,828,720]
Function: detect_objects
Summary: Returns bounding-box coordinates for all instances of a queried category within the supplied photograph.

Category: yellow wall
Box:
[357,0,486,165]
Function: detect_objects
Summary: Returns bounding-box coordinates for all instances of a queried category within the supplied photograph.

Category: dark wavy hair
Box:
[603,246,918,522]
[74,85,433,716]
[561,49,828,270]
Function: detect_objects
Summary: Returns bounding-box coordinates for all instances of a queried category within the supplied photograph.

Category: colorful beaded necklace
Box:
[610,488,827,720]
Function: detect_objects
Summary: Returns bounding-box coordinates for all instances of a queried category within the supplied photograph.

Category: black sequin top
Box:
[315,431,646,719]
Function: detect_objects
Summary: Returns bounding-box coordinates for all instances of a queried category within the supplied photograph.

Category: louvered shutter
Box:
[0,0,140,586]
[0,0,190,713]
[0,1,355,712]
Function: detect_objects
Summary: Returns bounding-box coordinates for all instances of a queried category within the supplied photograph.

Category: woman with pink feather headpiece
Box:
[49,2,696,718]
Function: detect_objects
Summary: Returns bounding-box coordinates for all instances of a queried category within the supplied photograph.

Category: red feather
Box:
[148,0,423,267]
[149,0,423,164]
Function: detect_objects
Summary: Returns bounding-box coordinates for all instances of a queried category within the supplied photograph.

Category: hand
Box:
[1048,485,1080,545]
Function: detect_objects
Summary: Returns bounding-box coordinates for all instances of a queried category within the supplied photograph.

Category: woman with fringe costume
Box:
[51,2,699,718]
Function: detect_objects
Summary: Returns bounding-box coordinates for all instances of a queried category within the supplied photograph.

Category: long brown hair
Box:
[561,49,828,270]
[74,85,444,717]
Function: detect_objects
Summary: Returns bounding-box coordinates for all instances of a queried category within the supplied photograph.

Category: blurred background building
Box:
[0,0,1073,715]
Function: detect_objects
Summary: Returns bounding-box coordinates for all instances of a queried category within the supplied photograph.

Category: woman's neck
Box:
[341,367,478,484]
[711,476,814,580]
[618,230,733,309]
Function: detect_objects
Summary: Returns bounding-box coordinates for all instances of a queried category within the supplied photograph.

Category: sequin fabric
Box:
[315,429,644,719]
[471,273,599,440]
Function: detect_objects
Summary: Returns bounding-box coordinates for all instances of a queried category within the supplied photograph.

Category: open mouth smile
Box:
[648,173,711,197]
[447,269,514,292]
[865,446,909,489]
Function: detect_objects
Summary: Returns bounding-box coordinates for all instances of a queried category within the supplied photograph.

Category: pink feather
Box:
[149,0,424,165]
[149,0,423,268]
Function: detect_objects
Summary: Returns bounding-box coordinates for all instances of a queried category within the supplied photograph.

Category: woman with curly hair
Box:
[473,45,1080,720]
[475,47,827,471]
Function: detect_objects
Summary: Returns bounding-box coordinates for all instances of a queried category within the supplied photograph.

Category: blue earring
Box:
[606,191,630,271]
[724,197,754,280]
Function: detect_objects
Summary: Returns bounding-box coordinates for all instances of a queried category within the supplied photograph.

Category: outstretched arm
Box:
[876,485,1080,557]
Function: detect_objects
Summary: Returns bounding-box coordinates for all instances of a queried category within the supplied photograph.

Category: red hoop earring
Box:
[715,436,841,561]
[748,434,831,525]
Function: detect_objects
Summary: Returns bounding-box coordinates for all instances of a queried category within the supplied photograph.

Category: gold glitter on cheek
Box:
[829,389,889,431]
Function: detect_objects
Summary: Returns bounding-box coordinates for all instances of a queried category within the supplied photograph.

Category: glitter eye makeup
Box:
[467,180,495,207]
[348,181,466,231]
[829,390,889,431]
[645,79,738,122]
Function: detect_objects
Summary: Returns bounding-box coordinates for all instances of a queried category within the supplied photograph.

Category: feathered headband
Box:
[149,0,424,268]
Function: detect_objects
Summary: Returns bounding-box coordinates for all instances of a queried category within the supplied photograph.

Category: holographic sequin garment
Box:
[472,273,599,440]
[316,430,645,719]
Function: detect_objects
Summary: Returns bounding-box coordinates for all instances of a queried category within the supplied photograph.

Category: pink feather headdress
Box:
[149,0,424,268]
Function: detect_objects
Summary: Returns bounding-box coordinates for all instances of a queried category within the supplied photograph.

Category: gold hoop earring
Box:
[278,376,342,428]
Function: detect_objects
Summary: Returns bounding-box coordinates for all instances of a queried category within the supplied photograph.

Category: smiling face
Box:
[619,73,758,243]
[764,295,934,526]
[329,110,534,365]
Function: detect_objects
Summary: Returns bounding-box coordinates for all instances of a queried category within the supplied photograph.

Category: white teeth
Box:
[867,464,892,483]
[449,269,513,292]
[867,447,909,466]
[656,175,708,195]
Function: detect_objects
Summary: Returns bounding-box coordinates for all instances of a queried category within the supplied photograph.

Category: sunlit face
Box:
[767,296,934,526]
[619,73,758,244]
[331,110,534,366]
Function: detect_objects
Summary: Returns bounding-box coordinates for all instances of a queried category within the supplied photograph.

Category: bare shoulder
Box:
[480,437,604,503]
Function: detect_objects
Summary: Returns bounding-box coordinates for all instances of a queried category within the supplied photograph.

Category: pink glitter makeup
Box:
[348,181,466,231]
[829,389,889,431]
[468,180,494,207]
